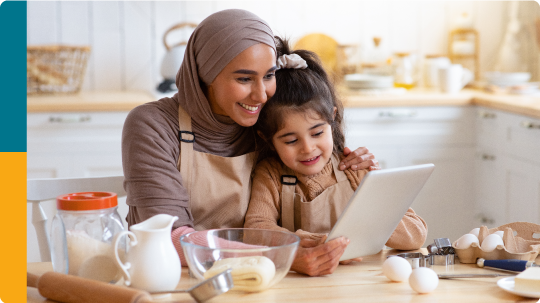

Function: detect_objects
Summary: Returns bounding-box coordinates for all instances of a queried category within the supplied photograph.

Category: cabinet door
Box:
[399,147,476,242]
[474,106,505,227]
[501,156,540,224]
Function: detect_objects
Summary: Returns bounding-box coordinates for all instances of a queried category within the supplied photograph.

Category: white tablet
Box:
[326,163,435,261]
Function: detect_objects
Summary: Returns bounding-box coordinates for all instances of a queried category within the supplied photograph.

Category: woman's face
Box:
[272,109,334,176]
[207,43,277,127]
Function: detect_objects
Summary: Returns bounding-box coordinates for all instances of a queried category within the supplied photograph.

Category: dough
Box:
[515,267,540,292]
[204,256,276,292]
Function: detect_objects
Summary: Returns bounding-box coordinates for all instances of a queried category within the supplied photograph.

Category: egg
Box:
[469,227,480,238]
[382,256,412,282]
[409,267,439,294]
[454,233,479,249]
[493,230,504,238]
[480,234,505,252]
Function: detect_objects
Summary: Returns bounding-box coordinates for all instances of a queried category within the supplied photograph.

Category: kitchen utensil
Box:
[438,64,473,93]
[438,273,514,279]
[434,238,455,255]
[180,228,299,292]
[498,277,540,298]
[113,214,181,292]
[395,253,428,269]
[158,22,197,93]
[429,254,455,266]
[477,258,540,272]
[484,72,531,87]
[27,271,152,303]
[344,73,394,90]
[393,52,417,89]
[150,268,234,303]
[50,192,125,283]
[423,55,451,88]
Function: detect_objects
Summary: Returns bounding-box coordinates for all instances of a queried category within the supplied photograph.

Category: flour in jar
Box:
[66,230,121,282]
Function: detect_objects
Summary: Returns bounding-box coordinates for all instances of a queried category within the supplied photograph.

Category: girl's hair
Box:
[256,36,345,160]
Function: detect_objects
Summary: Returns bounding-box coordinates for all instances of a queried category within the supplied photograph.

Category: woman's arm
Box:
[122,100,193,229]
[385,208,428,250]
[339,146,380,171]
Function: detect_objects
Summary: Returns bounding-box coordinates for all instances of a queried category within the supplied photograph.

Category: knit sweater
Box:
[244,157,428,250]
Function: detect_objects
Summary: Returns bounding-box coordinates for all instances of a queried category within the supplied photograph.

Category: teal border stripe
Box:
[0,1,27,152]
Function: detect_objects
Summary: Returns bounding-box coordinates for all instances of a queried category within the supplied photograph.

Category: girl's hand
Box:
[339,147,380,171]
[290,235,349,277]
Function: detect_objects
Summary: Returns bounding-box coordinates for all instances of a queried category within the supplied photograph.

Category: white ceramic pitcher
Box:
[113,214,181,292]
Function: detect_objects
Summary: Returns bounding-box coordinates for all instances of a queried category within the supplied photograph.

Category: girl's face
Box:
[272,109,334,176]
[207,43,277,127]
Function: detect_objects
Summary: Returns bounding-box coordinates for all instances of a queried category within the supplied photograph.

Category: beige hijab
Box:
[172,9,276,155]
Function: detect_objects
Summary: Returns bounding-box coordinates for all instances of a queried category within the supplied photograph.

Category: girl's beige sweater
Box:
[245,157,428,250]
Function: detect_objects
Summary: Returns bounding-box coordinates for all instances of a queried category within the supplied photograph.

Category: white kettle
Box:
[158,22,198,92]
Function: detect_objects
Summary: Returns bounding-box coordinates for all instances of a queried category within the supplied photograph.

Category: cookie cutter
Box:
[429,253,455,266]
[393,253,429,269]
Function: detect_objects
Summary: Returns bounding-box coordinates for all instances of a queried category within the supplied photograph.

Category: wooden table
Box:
[28,250,539,303]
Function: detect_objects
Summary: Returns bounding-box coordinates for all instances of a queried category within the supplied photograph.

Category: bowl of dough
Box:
[180,228,300,292]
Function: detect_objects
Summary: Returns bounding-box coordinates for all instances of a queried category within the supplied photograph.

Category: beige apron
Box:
[281,156,354,234]
[177,105,257,230]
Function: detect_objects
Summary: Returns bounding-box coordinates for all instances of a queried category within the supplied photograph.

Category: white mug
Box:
[438,64,473,93]
[423,57,451,88]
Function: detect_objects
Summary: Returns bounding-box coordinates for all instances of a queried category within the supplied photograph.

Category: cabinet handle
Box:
[477,111,496,119]
[475,214,495,225]
[49,115,91,123]
[378,110,417,118]
[520,120,540,129]
[481,154,496,161]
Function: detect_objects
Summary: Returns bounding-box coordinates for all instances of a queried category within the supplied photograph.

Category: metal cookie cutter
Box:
[429,254,455,266]
[394,253,429,269]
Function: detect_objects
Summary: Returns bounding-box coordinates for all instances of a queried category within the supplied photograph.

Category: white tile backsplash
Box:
[28,1,535,93]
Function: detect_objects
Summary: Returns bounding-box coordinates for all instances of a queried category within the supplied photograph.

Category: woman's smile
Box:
[238,102,261,114]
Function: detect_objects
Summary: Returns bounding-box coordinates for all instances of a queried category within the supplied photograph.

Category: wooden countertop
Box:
[27,250,539,302]
[27,91,155,112]
[27,89,540,119]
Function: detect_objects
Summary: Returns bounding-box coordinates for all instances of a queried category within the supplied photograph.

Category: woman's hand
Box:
[339,257,363,265]
[290,235,349,276]
[339,147,380,171]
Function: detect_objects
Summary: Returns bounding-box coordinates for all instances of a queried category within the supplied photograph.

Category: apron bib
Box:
[177,105,257,230]
[281,156,354,234]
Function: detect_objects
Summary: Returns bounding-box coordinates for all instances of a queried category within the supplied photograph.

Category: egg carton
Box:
[452,222,540,264]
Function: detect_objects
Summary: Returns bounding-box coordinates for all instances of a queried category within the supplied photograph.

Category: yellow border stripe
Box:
[0,152,26,301]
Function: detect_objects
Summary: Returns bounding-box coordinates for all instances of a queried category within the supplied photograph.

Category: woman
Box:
[122,9,378,277]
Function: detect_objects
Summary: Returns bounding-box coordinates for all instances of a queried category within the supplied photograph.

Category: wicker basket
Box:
[27,45,91,95]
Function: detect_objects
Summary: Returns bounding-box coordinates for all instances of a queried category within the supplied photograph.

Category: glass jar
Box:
[393,52,417,89]
[50,192,125,283]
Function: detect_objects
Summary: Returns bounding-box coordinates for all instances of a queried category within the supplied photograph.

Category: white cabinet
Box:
[474,107,540,228]
[344,106,476,242]
[27,112,128,178]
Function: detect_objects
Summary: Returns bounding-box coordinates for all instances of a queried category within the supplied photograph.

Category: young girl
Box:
[245,37,427,253]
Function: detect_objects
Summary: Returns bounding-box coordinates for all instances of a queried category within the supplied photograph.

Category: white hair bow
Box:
[276,54,308,70]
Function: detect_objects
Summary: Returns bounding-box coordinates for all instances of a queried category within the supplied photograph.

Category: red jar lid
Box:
[56,192,118,211]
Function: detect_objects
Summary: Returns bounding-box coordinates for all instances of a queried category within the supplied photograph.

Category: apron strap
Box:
[280,169,297,232]
[177,105,194,200]
[332,155,348,182]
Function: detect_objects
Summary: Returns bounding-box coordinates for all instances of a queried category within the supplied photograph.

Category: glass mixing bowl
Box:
[180,228,300,292]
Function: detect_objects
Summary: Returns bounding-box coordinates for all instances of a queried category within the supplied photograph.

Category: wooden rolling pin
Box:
[27,271,153,303]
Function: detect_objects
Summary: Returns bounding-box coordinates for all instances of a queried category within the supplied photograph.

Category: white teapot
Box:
[113,214,181,292]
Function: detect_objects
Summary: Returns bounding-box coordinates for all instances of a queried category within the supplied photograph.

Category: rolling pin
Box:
[27,271,153,303]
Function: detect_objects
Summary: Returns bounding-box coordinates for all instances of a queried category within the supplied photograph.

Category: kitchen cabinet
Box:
[27,111,127,178]
[344,106,476,242]
[474,107,540,229]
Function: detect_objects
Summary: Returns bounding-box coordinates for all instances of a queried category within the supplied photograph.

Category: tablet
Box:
[326,163,435,261]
